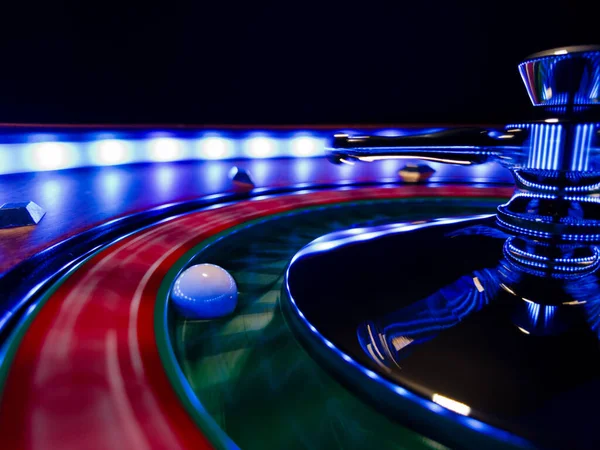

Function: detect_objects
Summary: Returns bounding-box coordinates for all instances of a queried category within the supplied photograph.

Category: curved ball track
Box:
[0,185,511,450]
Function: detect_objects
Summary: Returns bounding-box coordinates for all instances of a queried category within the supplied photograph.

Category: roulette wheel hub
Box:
[282,46,600,449]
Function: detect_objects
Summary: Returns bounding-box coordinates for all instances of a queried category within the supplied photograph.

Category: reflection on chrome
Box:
[357,269,498,369]
[519,46,600,108]
[354,214,600,371]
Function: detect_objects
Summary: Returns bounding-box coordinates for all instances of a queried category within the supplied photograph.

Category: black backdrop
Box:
[0,1,597,124]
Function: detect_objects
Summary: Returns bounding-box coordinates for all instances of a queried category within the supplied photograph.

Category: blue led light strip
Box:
[498,204,600,228]
[506,254,597,273]
[0,130,402,175]
[512,171,559,192]
[513,170,600,193]
[510,191,600,205]
[497,216,600,241]
[505,241,599,263]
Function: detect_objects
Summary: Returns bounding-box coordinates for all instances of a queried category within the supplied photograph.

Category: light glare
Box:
[291,136,321,157]
[95,140,128,165]
[432,394,471,416]
[30,142,71,171]
[247,137,276,158]
[201,137,230,159]
[149,138,183,162]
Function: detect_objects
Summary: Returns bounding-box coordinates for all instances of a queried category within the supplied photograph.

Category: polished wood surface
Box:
[0,158,513,274]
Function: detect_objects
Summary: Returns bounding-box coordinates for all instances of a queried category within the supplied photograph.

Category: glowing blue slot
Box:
[539,124,546,169]
[526,124,534,167]
[528,124,535,168]
[542,124,550,169]
[531,125,539,168]
[540,125,547,170]
[584,124,593,170]
[580,125,587,171]
[583,124,590,171]
[534,124,542,169]
[572,125,583,171]
[577,125,585,171]
[578,125,588,170]
[550,125,557,169]
[553,125,562,170]
[26,141,79,172]
[544,125,555,170]
[547,125,555,170]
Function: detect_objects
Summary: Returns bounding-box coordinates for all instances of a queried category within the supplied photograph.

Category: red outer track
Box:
[0,186,513,450]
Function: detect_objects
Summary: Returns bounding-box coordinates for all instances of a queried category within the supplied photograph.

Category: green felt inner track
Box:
[167,198,503,450]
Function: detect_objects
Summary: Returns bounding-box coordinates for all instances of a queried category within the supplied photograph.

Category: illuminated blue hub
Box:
[506,122,599,176]
[496,122,600,240]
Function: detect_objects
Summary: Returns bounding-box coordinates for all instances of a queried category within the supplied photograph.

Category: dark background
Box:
[0,1,597,125]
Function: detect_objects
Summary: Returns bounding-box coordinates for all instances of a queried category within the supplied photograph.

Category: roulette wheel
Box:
[0,45,597,449]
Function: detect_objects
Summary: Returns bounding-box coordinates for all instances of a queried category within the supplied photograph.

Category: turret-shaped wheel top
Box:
[519,45,600,111]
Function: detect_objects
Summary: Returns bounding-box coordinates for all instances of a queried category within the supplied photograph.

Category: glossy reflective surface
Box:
[0,126,448,176]
[284,217,600,449]
[0,157,510,273]
[519,46,600,110]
